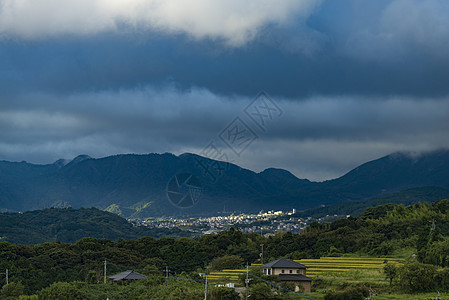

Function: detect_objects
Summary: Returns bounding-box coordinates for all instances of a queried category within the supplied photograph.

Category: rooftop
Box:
[109,270,147,281]
[261,258,308,269]
[278,274,313,282]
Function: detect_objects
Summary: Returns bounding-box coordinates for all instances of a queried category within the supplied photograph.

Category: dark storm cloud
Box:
[1,88,449,181]
[1,0,449,180]
[1,30,449,99]
[0,1,448,99]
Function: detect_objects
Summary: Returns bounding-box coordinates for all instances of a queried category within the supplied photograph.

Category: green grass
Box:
[390,246,416,258]
[307,291,449,300]
[368,292,449,299]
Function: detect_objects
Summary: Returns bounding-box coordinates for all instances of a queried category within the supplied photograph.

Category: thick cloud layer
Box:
[0,0,448,181]
[1,87,448,181]
[0,0,319,45]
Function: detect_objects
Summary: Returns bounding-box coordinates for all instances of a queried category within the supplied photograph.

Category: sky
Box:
[1,0,449,181]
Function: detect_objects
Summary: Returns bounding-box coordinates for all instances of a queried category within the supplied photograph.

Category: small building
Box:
[109,270,147,282]
[261,258,313,293]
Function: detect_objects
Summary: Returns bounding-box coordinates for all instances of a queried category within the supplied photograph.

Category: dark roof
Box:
[278,274,313,282]
[109,270,147,281]
[261,258,308,269]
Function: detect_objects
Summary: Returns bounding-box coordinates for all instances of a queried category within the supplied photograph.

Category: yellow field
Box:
[204,270,242,282]
[201,257,406,282]
[297,257,405,276]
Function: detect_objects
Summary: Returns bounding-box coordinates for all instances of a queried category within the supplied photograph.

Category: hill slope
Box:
[294,186,449,218]
[0,207,190,244]
[1,150,449,217]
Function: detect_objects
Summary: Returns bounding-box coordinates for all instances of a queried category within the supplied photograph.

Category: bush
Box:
[434,268,449,292]
[279,281,297,293]
[383,263,398,286]
[398,262,437,292]
[210,287,240,300]
[324,286,369,300]
[248,283,276,300]
[1,282,25,299]
[209,255,244,271]
[38,282,84,299]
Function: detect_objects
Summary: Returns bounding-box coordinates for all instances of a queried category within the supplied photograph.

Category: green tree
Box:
[383,263,398,286]
[210,287,240,300]
[398,262,437,292]
[435,268,449,292]
[86,270,97,284]
[279,281,299,294]
[0,282,25,299]
[38,282,84,300]
[324,287,369,300]
[209,255,244,271]
[425,236,449,266]
[248,283,276,300]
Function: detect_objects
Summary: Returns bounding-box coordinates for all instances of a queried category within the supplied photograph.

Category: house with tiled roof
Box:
[261,258,313,293]
[109,270,147,282]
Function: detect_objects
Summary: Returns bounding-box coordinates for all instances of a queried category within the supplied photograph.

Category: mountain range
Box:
[1,149,449,218]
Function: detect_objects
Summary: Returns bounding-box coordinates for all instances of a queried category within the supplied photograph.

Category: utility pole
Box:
[204,274,208,300]
[245,263,249,299]
[199,272,207,299]
[430,219,436,230]
[104,260,107,284]
[165,266,169,286]
[260,244,264,265]
[5,269,8,285]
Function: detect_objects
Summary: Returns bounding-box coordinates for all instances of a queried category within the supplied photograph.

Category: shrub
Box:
[210,287,240,300]
[1,282,25,299]
[209,255,244,271]
[434,268,449,292]
[324,286,369,300]
[398,262,437,292]
[383,263,398,286]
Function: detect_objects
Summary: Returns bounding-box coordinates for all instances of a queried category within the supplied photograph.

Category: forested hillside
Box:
[0,207,191,244]
[2,150,449,218]
[294,186,449,218]
[2,199,449,297]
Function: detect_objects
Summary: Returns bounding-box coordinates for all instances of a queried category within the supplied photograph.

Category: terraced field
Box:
[204,269,243,282]
[203,257,406,282]
[297,257,405,277]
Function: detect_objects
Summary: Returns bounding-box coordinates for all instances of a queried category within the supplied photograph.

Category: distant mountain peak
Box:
[53,159,70,168]
[1,149,449,218]
[388,149,449,160]
[67,154,92,166]
[260,167,294,175]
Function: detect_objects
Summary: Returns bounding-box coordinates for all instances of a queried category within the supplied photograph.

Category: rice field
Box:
[297,257,405,277]
[203,269,243,282]
[203,256,406,282]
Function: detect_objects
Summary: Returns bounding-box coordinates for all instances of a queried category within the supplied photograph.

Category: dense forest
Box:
[2,200,449,298]
[2,186,448,245]
[293,186,449,218]
[0,207,192,244]
[3,150,449,218]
